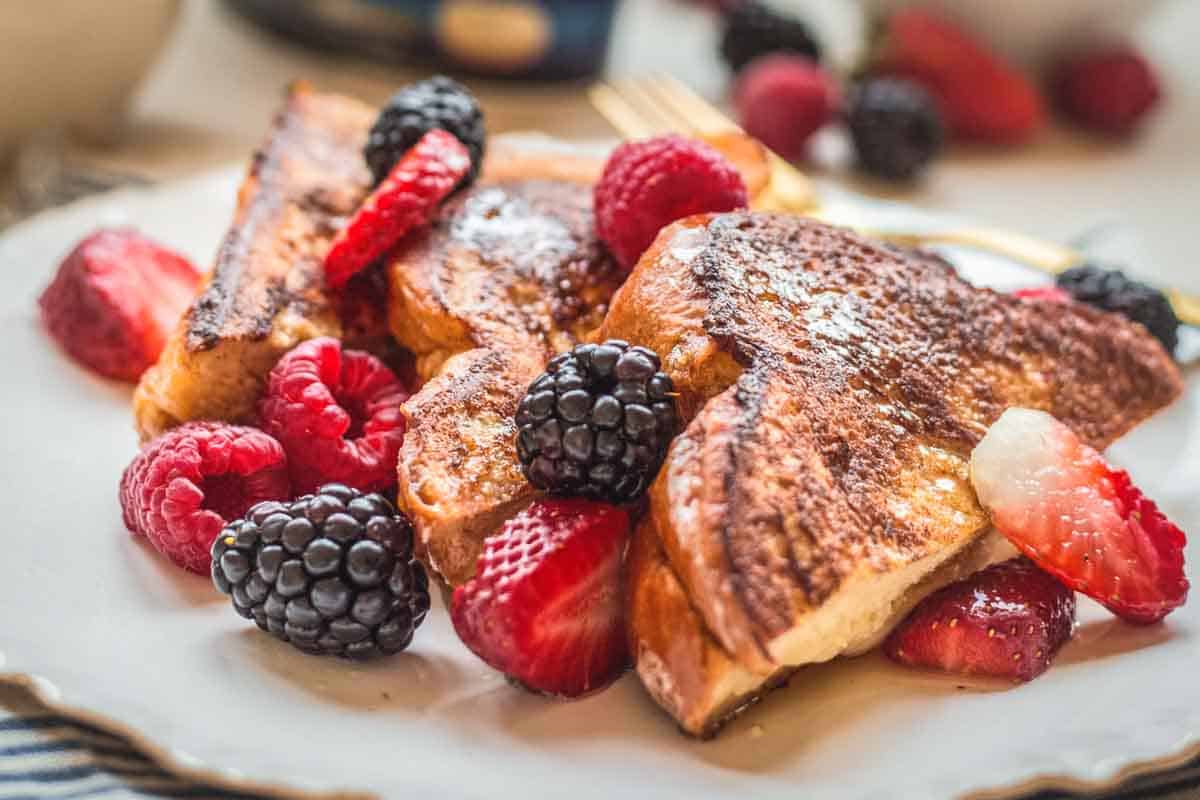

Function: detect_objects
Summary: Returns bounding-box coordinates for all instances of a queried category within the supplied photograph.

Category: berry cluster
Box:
[845,79,944,183]
[212,485,429,659]
[120,422,290,574]
[259,337,410,495]
[516,340,678,504]
[706,3,1161,183]
[328,75,487,287]
[1056,264,1180,355]
[364,75,485,187]
[325,129,470,288]
[719,1,821,72]
[594,135,747,270]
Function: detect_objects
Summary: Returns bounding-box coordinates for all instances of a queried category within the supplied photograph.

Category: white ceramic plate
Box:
[0,167,1197,800]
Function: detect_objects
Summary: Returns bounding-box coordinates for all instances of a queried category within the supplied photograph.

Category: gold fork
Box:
[589,74,1200,327]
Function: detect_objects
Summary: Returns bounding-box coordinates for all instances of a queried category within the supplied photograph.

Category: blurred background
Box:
[0,0,1196,288]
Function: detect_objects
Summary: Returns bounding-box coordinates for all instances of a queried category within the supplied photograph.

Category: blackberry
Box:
[846,78,944,182]
[1057,264,1180,354]
[720,1,822,73]
[364,76,485,187]
[516,340,678,504]
[211,484,430,660]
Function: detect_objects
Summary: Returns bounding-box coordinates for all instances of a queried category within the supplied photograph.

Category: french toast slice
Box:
[388,144,621,585]
[133,85,381,440]
[597,212,1183,735]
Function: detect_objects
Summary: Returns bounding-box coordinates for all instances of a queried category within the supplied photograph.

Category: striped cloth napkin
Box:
[0,685,263,800]
[2,682,1198,800]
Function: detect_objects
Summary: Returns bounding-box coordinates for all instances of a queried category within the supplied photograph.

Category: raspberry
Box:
[594,135,748,270]
[885,558,1076,682]
[734,54,838,161]
[259,337,410,496]
[38,228,202,382]
[211,484,429,659]
[119,422,290,573]
[451,499,631,697]
[324,129,470,288]
[364,76,486,186]
[846,78,945,182]
[1053,47,1161,137]
[720,1,822,72]
[872,8,1043,144]
[516,340,678,503]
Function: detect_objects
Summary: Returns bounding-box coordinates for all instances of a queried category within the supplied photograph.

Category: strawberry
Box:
[324,128,470,288]
[885,557,1076,681]
[38,228,203,382]
[872,8,1043,144]
[971,408,1189,624]
[1053,46,1162,137]
[450,498,631,697]
[1012,286,1071,303]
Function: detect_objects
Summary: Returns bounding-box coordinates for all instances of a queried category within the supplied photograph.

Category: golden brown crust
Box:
[133,86,379,440]
[388,152,621,585]
[625,512,794,736]
[627,509,1021,736]
[388,178,620,376]
[397,347,540,586]
[603,212,1183,734]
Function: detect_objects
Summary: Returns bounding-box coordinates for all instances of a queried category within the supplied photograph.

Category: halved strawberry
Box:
[971,408,1189,624]
[324,128,470,289]
[450,498,631,697]
[872,9,1043,144]
[39,228,203,382]
[885,557,1076,681]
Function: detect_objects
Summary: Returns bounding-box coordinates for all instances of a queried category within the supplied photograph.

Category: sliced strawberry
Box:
[873,9,1043,144]
[450,498,631,697]
[39,228,203,382]
[971,408,1189,624]
[1012,286,1071,303]
[324,128,470,289]
[885,557,1076,681]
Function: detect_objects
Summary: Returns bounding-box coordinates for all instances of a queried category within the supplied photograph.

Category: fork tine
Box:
[593,81,1200,322]
[628,76,710,136]
[611,79,696,136]
[651,74,742,134]
[588,83,660,140]
[1167,288,1200,328]
[651,74,817,213]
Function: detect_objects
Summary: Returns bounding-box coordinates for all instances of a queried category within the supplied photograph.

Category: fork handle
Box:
[811,213,1200,327]
[894,226,1200,327]
[859,225,1080,274]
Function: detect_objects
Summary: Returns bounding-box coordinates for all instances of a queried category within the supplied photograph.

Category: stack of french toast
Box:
[131,83,1183,737]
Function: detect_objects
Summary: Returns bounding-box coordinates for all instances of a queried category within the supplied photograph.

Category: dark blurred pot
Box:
[227,0,619,80]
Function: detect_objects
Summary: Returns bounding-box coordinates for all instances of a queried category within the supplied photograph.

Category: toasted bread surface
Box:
[388,149,620,584]
[628,511,1019,736]
[397,347,541,586]
[600,212,1183,734]
[133,85,377,440]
